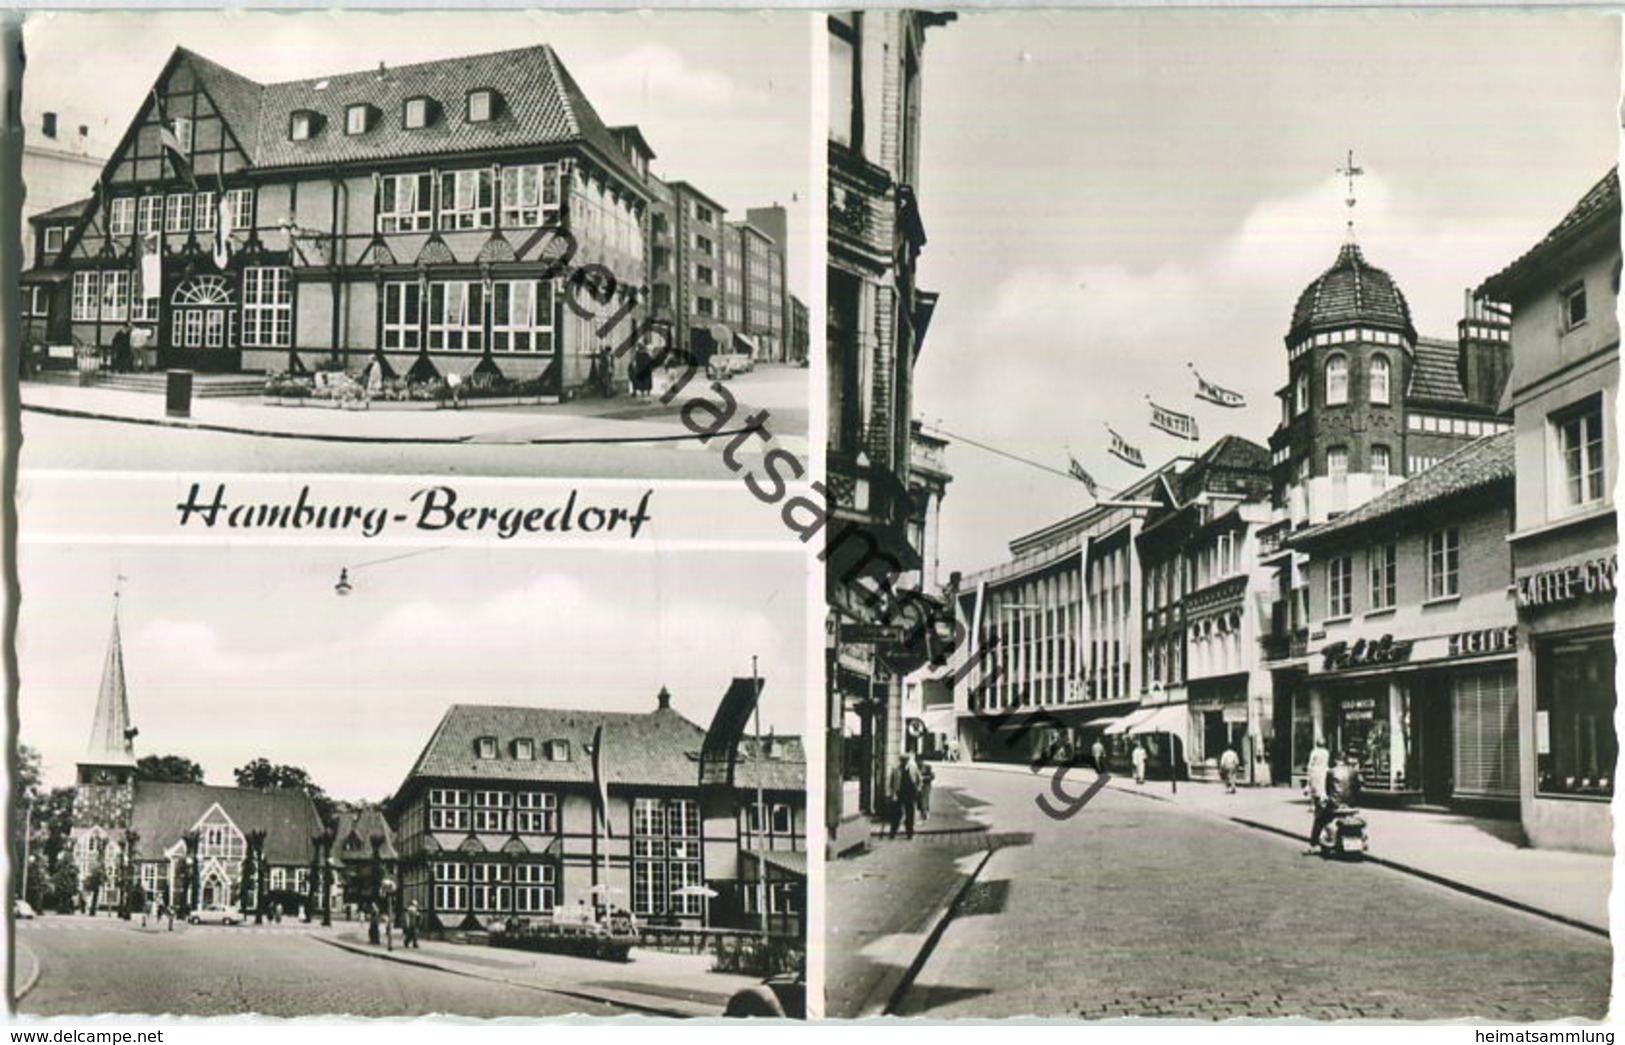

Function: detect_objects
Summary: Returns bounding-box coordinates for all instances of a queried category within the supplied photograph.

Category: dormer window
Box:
[475,736,498,760]
[512,738,535,761]
[345,104,376,136]
[289,110,322,142]
[546,739,571,762]
[403,96,435,130]
[467,89,498,123]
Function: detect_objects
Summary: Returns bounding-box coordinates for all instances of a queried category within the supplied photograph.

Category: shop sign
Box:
[1321,634,1415,672]
[837,642,875,677]
[1340,697,1377,722]
[842,624,903,644]
[1516,554,1617,610]
[1446,625,1518,659]
[1222,705,1250,724]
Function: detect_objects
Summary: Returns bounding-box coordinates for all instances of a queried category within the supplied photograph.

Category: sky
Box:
[19,9,813,295]
[17,543,812,798]
[911,11,1621,574]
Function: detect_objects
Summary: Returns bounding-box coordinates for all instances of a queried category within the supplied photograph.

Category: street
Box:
[842,765,1612,1020]
[15,917,629,1018]
[19,365,808,479]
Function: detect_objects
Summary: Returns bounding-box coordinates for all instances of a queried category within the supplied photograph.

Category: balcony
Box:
[1259,629,1309,663]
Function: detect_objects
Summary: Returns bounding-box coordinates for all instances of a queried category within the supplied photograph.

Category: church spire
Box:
[83,592,137,768]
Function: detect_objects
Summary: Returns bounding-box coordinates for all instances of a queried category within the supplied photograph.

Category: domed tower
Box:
[1270,240,1417,528]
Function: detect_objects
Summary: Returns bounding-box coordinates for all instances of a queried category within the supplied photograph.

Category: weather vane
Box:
[1336,148,1365,240]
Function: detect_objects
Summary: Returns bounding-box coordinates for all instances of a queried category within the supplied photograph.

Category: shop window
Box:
[1426,528,1460,600]
[1535,638,1616,797]
[1555,396,1606,510]
[1325,353,1349,406]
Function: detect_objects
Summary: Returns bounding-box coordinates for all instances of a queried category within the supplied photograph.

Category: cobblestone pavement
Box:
[17,915,626,1018]
[892,768,1612,1020]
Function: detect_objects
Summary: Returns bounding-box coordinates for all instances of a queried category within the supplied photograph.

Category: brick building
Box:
[1479,167,1619,852]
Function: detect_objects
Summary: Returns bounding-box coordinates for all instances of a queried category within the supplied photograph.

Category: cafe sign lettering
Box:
[1516,554,1617,609]
[1321,634,1415,672]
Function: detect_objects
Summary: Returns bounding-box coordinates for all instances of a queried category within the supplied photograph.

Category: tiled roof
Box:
[735,736,807,793]
[128,781,323,864]
[1479,167,1621,299]
[30,198,90,224]
[1290,242,1415,342]
[1408,336,1468,402]
[1292,429,1514,548]
[333,805,398,861]
[178,44,646,194]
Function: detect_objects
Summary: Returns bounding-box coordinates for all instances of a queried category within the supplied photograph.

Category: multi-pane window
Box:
[470,862,510,912]
[241,267,291,348]
[1294,370,1309,415]
[379,174,433,233]
[1370,354,1391,405]
[404,97,431,130]
[109,198,136,237]
[632,797,703,917]
[1371,445,1390,480]
[515,792,557,834]
[72,272,100,321]
[226,189,254,231]
[432,861,468,912]
[383,282,422,350]
[193,191,216,233]
[137,196,163,235]
[43,226,65,255]
[694,203,714,224]
[473,791,512,833]
[1563,282,1588,330]
[695,233,713,254]
[427,281,485,352]
[499,164,560,228]
[270,867,287,892]
[491,280,554,353]
[829,13,859,147]
[1327,446,1348,483]
[1327,555,1353,618]
[1326,354,1349,406]
[428,789,471,831]
[438,169,494,230]
[346,105,370,136]
[164,193,192,234]
[696,264,714,286]
[1427,528,1460,600]
[744,803,795,840]
[99,271,130,322]
[1369,543,1397,611]
[1558,400,1606,509]
[467,89,494,123]
[514,864,555,913]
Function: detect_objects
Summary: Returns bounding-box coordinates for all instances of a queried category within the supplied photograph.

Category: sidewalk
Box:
[957,760,1613,934]
[321,929,762,1018]
[20,364,808,449]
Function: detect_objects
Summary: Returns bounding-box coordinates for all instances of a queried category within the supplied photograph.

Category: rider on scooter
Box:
[1308,752,1362,853]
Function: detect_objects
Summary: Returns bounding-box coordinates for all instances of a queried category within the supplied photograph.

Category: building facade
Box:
[826,9,955,834]
[20,106,111,271]
[44,45,651,395]
[1479,167,1619,853]
[388,687,805,938]
[1290,433,1520,806]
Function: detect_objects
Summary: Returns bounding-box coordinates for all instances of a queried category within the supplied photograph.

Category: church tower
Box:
[73,596,138,834]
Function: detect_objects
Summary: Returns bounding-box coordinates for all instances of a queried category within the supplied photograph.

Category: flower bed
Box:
[489,918,636,963]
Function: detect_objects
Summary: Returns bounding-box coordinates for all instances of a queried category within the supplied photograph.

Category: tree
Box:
[136,754,206,785]
[234,758,335,827]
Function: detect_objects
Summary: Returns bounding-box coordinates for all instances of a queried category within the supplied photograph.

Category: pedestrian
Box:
[1303,736,1332,854]
[1132,742,1148,785]
[1219,745,1241,794]
[1091,738,1107,776]
[918,760,935,820]
[367,902,381,945]
[631,346,653,398]
[130,324,153,371]
[888,754,921,840]
[110,323,133,373]
[403,901,421,949]
[273,900,283,924]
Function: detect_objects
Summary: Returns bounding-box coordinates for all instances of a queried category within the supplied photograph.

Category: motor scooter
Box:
[1315,799,1369,859]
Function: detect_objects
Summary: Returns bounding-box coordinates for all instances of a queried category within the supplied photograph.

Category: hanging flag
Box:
[1067,456,1100,498]
[1108,427,1146,468]
[1190,363,1246,408]
[153,91,198,192]
[1149,399,1200,442]
[590,723,612,838]
[138,234,161,301]
[214,186,231,271]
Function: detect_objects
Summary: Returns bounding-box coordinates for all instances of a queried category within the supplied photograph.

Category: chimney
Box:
[656,686,672,711]
[41,111,56,139]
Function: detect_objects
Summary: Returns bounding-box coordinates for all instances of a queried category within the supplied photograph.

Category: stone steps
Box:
[93,372,268,398]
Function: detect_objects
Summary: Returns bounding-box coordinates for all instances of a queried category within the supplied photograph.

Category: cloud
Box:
[592,43,741,109]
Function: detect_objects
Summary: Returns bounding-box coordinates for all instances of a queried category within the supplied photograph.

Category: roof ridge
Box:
[261,43,555,90]
[538,45,581,139]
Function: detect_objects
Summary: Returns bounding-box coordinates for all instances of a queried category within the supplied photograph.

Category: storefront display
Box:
[1534,634,1615,798]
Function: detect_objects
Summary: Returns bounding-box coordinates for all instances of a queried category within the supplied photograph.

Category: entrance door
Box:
[1418,686,1454,804]
[163,275,241,372]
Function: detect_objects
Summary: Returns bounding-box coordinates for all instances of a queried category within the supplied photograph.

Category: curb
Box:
[314,934,704,1017]
[21,401,753,448]
[13,938,41,1001]
[873,846,997,1018]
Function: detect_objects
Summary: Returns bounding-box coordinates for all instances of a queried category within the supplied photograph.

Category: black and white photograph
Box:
[18,10,811,479]
[825,10,1618,1020]
[13,543,810,1019]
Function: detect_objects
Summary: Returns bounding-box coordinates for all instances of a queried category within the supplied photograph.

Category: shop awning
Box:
[733,333,760,356]
[743,849,807,880]
[1104,708,1150,735]
[1092,715,1130,734]
[1127,702,1190,740]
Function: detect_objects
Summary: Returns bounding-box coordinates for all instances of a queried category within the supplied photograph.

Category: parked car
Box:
[13,899,36,920]
[187,904,243,926]
[725,973,806,1019]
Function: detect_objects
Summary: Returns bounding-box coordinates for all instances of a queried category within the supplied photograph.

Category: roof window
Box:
[474,736,498,760]
[546,739,571,762]
[467,89,499,124]
[512,738,535,761]
[346,103,377,136]
[289,110,323,142]
[403,96,437,130]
